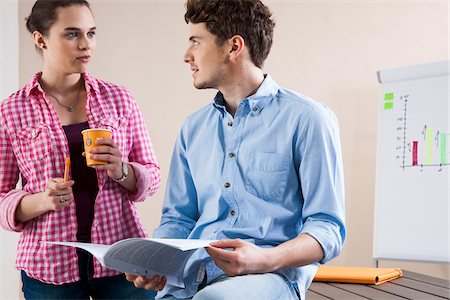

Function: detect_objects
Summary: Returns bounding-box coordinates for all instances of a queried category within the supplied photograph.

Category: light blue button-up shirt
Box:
[153,75,346,299]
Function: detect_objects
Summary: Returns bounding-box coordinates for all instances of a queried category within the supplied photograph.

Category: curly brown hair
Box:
[184,0,275,68]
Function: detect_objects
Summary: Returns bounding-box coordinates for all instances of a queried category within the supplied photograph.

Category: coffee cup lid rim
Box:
[81,128,112,134]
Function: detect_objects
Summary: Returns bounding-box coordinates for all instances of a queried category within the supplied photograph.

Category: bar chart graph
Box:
[396,95,450,171]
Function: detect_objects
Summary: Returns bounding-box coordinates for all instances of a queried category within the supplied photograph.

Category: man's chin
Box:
[193,83,206,90]
[194,80,213,90]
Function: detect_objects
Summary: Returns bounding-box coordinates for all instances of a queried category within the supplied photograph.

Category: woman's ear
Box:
[32,31,46,50]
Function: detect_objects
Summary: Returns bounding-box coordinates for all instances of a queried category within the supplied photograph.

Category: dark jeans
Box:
[21,250,156,299]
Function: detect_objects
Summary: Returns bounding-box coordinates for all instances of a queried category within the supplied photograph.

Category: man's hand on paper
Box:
[125,274,167,291]
[206,239,275,276]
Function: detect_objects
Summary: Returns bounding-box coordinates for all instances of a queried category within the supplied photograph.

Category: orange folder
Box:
[314,266,403,285]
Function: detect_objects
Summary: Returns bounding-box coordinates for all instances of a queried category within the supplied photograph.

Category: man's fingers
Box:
[154,276,167,291]
[207,245,236,261]
[125,273,137,282]
[130,275,163,290]
[125,273,165,291]
[209,238,243,248]
[143,275,160,290]
[144,275,166,291]
[132,276,149,288]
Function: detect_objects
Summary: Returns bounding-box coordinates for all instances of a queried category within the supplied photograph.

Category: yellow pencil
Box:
[64,157,70,182]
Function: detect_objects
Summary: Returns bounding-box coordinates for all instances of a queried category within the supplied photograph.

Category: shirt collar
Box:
[247,74,279,103]
[24,72,100,96]
[212,74,279,114]
[82,72,100,94]
[24,72,43,96]
[212,91,227,113]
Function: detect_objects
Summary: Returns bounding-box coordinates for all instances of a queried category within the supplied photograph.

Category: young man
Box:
[127,1,345,299]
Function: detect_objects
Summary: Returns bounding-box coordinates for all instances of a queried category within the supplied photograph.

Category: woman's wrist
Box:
[112,162,129,182]
[115,163,137,193]
[15,192,49,223]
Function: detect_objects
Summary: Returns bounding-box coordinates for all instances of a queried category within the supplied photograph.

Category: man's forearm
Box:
[267,233,324,271]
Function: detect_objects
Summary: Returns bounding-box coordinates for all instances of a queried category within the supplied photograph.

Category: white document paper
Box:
[44,238,215,288]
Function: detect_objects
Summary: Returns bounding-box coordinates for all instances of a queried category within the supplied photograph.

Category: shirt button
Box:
[228,152,235,158]
[224,182,231,188]
[230,210,236,216]
[227,122,233,127]
[252,106,258,112]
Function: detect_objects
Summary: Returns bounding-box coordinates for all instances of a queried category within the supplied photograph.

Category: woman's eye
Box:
[66,32,78,38]
[87,31,96,38]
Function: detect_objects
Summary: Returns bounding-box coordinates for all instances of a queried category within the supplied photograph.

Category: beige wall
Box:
[0,1,21,298]
[18,0,449,283]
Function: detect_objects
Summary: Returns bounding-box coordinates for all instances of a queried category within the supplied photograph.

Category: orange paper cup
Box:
[81,128,112,166]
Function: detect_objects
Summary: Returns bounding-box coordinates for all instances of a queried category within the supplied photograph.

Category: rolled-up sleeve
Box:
[126,97,161,202]
[0,190,31,232]
[128,161,160,202]
[0,119,30,232]
[297,105,346,263]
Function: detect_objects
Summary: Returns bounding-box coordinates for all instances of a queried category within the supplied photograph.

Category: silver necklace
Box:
[45,85,81,112]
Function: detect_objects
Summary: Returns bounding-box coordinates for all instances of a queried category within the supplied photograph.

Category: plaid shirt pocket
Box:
[96,116,129,158]
[15,124,53,162]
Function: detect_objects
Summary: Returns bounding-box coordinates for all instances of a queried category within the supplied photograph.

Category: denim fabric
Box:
[21,271,156,299]
[159,273,300,300]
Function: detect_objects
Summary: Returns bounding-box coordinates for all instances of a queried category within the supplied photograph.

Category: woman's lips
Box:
[77,56,90,63]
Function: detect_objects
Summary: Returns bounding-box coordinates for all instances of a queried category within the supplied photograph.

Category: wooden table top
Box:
[307,270,450,299]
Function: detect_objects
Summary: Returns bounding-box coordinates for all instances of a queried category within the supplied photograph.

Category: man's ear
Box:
[32,31,46,50]
[228,35,245,60]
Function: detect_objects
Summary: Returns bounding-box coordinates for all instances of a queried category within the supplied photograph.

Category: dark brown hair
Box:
[26,0,91,36]
[185,0,275,68]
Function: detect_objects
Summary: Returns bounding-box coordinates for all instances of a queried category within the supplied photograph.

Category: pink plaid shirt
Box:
[0,72,161,284]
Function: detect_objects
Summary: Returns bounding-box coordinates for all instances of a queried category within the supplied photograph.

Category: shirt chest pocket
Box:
[15,125,53,161]
[95,117,129,157]
[245,152,290,202]
[95,117,122,131]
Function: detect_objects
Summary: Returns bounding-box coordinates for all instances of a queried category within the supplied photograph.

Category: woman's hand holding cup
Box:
[81,128,123,180]
[87,137,123,179]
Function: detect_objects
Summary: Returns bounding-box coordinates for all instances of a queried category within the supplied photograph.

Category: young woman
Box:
[0,1,160,298]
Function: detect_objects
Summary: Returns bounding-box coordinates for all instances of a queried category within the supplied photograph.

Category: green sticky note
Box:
[441,134,447,165]
[384,93,394,101]
[384,102,393,110]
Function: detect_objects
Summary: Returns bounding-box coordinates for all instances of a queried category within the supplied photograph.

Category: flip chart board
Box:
[374,61,449,263]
